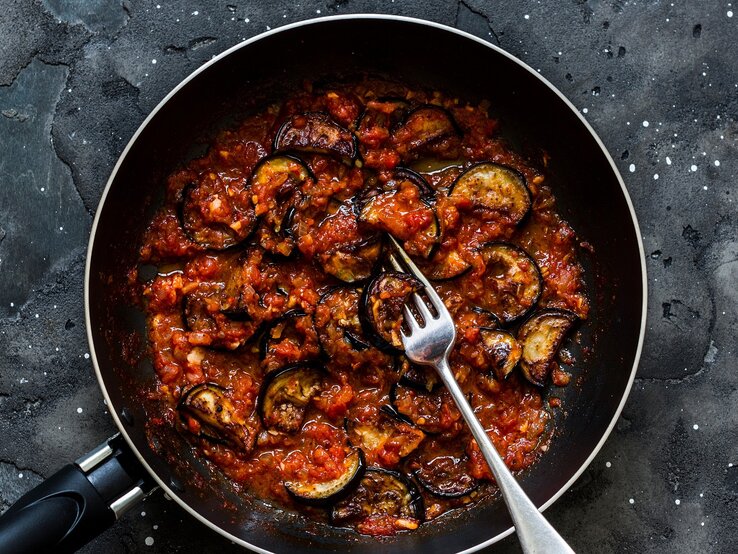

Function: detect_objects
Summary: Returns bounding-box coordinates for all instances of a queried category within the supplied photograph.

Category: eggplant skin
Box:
[274,112,358,162]
[449,162,531,224]
[284,448,366,506]
[330,467,424,528]
[257,364,324,432]
[467,242,543,324]
[414,455,478,498]
[319,237,383,283]
[517,309,578,386]
[360,272,422,352]
[178,383,257,453]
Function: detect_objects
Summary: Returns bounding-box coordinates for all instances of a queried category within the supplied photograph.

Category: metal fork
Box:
[386,236,574,554]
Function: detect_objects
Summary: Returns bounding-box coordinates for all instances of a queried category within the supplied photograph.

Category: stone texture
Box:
[0,0,736,552]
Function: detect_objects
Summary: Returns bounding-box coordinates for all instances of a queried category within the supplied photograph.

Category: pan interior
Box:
[87,17,644,554]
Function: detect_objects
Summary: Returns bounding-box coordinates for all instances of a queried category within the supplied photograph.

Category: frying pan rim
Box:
[83,13,648,554]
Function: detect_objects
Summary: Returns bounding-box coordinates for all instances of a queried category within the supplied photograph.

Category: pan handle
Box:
[0,434,156,554]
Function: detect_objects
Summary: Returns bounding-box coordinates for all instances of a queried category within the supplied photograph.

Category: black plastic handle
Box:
[0,435,155,554]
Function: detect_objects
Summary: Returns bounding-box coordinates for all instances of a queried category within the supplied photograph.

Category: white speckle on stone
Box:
[714,160,720,166]
[35,313,39,318]
[192,10,199,15]
[59,227,63,231]
[18,473,23,478]
[729,462,734,468]
[19,378,28,384]
[141,511,146,517]
[145,537,154,546]
[77,407,83,414]
[153,525,159,530]
[629,163,636,173]
[654,174,659,180]
[666,156,672,165]
[316,9,321,13]
[156,4,160,8]
[675,499,681,505]
[582,108,588,113]
[642,120,649,127]
[84,352,90,359]
[266,25,271,30]
[701,521,705,526]
[244,17,250,22]
[690,164,698,172]
[703,185,708,190]
[629,498,635,504]
[10,302,14,307]
[606,461,612,468]
[728,10,734,17]
[524,14,530,20]
[700,492,704,498]
[693,424,699,430]
[151,59,157,64]
[55,347,60,352]
[41,187,45,192]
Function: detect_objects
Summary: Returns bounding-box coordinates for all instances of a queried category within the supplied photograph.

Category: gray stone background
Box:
[0,0,736,552]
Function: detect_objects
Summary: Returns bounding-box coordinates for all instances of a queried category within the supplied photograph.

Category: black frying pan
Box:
[0,15,646,554]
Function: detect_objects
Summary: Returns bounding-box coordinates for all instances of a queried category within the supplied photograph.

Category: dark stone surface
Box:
[1,1,736,552]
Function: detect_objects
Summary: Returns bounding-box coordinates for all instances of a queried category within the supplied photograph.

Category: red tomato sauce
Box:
[138,79,589,536]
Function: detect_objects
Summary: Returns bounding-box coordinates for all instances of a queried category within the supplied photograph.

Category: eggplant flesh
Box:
[320,237,383,283]
[331,468,424,529]
[258,364,323,432]
[467,242,542,323]
[358,169,439,259]
[414,455,478,498]
[274,112,357,162]
[181,176,258,250]
[517,309,577,386]
[314,287,372,358]
[183,291,256,350]
[390,383,461,436]
[449,162,531,224]
[480,328,522,380]
[346,406,425,464]
[361,272,422,352]
[285,448,365,505]
[416,245,471,281]
[178,383,257,452]
[259,310,320,372]
[392,105,459,153]
[250,154,313,255]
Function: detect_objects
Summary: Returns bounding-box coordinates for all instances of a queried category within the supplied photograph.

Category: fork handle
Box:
[436,358,575,554]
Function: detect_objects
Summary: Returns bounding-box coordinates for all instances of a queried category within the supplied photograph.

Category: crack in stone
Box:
[0,459,45,480]
[456,0,501,45]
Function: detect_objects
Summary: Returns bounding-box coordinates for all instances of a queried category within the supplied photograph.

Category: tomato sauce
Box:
[138,79,589,536]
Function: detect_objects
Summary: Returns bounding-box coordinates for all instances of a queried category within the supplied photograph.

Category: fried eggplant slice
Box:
[331,468,424,535]
[461,242,542,324]
[285,448,365,506]
[390,383,463,436]
[259,310,321,373]
[250,154,314,256]
[358,168,439,259]
[178,383,257,452]
[274,112,357,162]
[258,364,323,432]
[345,405,425,466]
[449,162,531,224]
[360,272,422,352]
[517,309,577,386]
[414,453,478,498]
